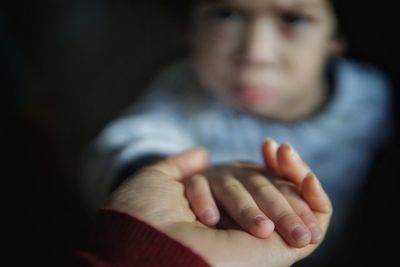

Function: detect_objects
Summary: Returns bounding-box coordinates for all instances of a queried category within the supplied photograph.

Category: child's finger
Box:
[277,144,310,186]
[209,176,275,238]
[301,173,332,214]
[261,138,280,174]
[242,173,312,248]
[184,174,220,226]
[274,181,323,244]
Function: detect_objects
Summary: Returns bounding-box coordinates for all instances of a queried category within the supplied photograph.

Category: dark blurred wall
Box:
[3,1,186,266]
[2,0,399,266]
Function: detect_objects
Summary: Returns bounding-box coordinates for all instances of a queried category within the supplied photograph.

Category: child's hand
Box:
[262,138,331,245]
[184,139,331,248]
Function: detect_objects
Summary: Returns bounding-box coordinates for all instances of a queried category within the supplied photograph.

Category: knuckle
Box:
[276,183,294,195]
[189,192,208,203]
[275,182,297,195]
[186,178,208,199]
[298,210,315,222]
[276,210,296,225]
[221,179,242,194]
[185,175,203,188]
[253,183,274,196]
[239,205,257,217]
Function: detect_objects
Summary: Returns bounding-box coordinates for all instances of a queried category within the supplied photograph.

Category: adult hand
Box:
[106,148,332,267]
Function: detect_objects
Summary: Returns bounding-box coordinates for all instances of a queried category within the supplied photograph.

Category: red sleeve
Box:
[73,209,210,267]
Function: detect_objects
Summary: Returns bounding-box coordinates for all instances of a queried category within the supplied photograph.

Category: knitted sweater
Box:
[74,210,210,267]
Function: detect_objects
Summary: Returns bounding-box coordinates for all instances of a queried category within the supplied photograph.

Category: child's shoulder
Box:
[316,58,392,123]
[333,57,392,105]
[336,57,391,90]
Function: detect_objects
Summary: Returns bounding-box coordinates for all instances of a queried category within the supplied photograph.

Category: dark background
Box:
[2,1,399,266]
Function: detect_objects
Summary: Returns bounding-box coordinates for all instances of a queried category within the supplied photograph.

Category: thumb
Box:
[150,147,209,180]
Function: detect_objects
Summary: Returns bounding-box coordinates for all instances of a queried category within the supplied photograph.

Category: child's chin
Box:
[240,104,275,118]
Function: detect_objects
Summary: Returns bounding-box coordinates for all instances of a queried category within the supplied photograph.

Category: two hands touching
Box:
[106,139,332,267]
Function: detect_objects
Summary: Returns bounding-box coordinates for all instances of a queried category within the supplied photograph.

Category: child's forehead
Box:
[197,0,328,9]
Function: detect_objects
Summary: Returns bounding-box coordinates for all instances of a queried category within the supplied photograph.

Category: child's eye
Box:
[212,7,242,21]
[280,12,310,27]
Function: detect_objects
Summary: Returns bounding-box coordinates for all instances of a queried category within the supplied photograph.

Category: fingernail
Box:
[264,138,278,147]
[203,208,218,224]
[263,138,271,144]
[309,224,323,242]
[291,225,309,242]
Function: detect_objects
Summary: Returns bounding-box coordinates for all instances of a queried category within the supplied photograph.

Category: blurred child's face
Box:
[190,0,339,120]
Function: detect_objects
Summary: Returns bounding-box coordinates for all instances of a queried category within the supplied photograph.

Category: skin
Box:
[181,0,339,248]
[185,139,326,248]
[103,1,336,264]
[190,0,341,121]
[106,148,332,267]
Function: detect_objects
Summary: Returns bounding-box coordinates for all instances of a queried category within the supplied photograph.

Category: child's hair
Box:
[161,0,348,38]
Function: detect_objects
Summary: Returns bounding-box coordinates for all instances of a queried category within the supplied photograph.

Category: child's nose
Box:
[240,19,280,66]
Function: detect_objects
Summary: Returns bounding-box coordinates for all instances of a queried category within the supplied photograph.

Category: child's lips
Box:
[235,85,274,105]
